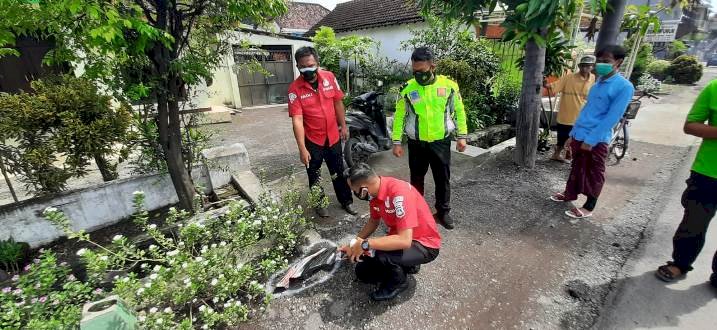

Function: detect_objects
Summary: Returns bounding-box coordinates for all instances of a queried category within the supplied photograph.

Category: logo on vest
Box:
[393,196,405,218]
[288,93,297,103]
[300,93,314,100]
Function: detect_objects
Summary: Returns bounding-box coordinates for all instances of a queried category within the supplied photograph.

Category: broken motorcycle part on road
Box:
[274,247,341,292]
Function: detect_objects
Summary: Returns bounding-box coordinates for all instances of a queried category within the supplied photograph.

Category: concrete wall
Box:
[0,144,250,248]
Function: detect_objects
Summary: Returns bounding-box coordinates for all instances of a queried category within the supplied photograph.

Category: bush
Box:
[668,40,688,59]
[1,251,102,329]
[0,75,131,194]
[40,185,324,329]
[637,73,662,93]
[624,35,655,86]
[646,60,671,81]
[667,55,703,84]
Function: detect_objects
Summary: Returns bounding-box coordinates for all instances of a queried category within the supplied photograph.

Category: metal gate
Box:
[234,46,294,107]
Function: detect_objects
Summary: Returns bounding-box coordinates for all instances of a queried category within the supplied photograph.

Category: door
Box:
[234,45,294,107]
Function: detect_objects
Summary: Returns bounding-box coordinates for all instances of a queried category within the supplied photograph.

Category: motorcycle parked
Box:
[343,90,393,167]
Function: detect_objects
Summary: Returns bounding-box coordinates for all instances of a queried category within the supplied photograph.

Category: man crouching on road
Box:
[339,163,441,301]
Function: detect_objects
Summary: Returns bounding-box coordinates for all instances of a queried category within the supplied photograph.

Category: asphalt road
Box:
[236,69,716,329]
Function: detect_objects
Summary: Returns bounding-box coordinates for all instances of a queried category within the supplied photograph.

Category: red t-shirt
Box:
[287,70,344,146]
[369,177,441,249]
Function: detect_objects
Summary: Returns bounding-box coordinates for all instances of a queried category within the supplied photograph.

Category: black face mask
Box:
[414,70,434,86]
[300,67,318,81]
[353,187,371,201]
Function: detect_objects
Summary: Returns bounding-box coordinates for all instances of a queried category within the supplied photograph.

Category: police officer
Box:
[392,47,468,229]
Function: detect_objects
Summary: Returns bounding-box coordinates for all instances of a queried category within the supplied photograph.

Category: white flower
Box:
[156,318,163,324]
[219,241,227,247]
[178,242,185,247]
[201,245,208,253]
[43,207,58,214]
[278,245,284,250]
[202,325,209,330]
[148,224,157,230]
[183,278,191,284]
[138,315,146,322]
[167,250,179,257]
[181,262,188,269]
[144,282,152,288]
[207,307,214,314]
[198,305,206,312]
[253,220,261,226]
[153,265,161,272]
[140,263,148,269]
[178,223,183,228]
[149,307,158,313]
[133,191,144,196]
[163,307,172,313]
[99,255,108,261]
[210,243,217,248]
[195,256,203,262]
[121,277,129,283]
[148,274,158,280]
[112,235,123,241]
[76,248,87,256]
[225,220,232,226]
[149,245,157,250]
[210,278,218,286]
[234,301,242,307]
[136,288,145,295]
[250,280,258,285]
[212,297,219,303]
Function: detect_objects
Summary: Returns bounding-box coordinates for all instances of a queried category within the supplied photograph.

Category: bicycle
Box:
[609,90,658,163]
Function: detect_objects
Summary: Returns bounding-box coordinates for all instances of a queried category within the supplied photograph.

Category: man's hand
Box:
[580,142,592,151]
[341,126,349,141]
[299,147,311,167]
[456,138,467,152]
[339,237,364,263]
[565,137,572,147]
[392,145,404,157]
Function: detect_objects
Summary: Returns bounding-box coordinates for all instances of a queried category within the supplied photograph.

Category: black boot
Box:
[342,203,358,216]
[710,273,717,289]
[370,280,409,301]
[403,265,420,275]
[434,212,454,230]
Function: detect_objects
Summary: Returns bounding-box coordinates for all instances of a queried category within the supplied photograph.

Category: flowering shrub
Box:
[637,73,662,94]
[42,187,317,329]
[0,251,102,329]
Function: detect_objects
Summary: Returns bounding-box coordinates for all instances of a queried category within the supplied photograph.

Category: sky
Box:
[296,0,348,11]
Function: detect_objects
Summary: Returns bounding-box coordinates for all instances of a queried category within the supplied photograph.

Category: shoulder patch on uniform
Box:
[393,196,405,218]
[288,92,297,104]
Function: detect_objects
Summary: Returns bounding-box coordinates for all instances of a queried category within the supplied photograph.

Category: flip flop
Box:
[655,262,686,282]
[565,208,592,219]
[550,192,567,202]
[550,157,569,164]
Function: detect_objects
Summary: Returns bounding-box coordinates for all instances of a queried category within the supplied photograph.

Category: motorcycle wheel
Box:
[344,136,370,168]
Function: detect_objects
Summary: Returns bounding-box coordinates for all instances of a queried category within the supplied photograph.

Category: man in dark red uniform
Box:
[340,163,441,301]
[288,46,356,217]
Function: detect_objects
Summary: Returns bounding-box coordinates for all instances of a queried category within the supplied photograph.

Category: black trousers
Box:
[556,123,573,148]
[671,171,717,274]
[355,241,439,288]
[407,138,451,215]
[305,139,353,206]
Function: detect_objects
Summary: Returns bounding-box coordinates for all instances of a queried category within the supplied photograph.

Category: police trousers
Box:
[355,241,439,288]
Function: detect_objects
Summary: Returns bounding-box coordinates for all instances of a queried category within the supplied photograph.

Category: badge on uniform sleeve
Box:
[288,93,297,104]
[409,91,421,104]
[437,88,447,97]
[393,196,405,218]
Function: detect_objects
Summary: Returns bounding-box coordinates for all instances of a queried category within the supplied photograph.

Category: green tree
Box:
[417,0,582,167]
[668,40,688,59]
[311,26,374,94]
[0,0,287,210]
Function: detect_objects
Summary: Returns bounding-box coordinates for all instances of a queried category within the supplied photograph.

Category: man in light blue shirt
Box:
[550,45,634,218]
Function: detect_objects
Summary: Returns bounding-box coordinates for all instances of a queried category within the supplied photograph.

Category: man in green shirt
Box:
[392,47,468,230]
[655,80,717,289]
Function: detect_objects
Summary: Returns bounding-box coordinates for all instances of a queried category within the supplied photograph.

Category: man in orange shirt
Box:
[340,163,441,301]
[546,55,596,162]
[288,47,356,217]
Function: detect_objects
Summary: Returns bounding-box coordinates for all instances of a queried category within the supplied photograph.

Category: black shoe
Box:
[370,281,409,301]
[710,273,717,289]
[315,207,329,218]
[434,213,454,230]
[342,203,358,216]
[403,265,420,275]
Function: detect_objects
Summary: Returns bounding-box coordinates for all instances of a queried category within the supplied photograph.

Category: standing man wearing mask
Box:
[392,47,468,230]
[288,46,356,218]
[550,45,634,219]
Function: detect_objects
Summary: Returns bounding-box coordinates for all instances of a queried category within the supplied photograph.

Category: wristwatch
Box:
[361,239,370,251]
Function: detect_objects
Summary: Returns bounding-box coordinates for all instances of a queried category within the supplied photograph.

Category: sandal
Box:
[565,208,593,219]
[655,262,685,282]
[550,192,568,202]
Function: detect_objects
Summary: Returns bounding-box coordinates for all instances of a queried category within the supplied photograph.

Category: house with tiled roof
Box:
[308,0,430,64]
[275,2,330,37]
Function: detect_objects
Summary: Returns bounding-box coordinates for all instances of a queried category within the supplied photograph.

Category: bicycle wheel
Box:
[611,122,628,161]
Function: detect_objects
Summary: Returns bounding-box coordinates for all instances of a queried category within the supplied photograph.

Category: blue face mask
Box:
[595,63,614,76]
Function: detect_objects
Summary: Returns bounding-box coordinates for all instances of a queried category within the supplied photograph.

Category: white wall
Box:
[336,23,427,65]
